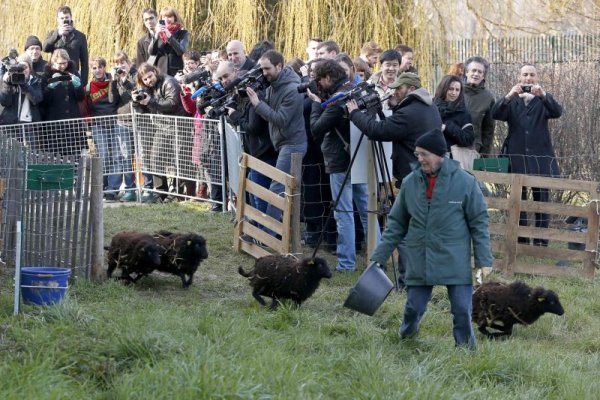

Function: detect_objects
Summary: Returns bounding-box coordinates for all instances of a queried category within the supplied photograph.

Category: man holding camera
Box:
[492,63,562,247]
[42,5,89,86]
[246,50,307,226]
[0,54,42,126]
[307,59,373,272]
[347,72,441,288]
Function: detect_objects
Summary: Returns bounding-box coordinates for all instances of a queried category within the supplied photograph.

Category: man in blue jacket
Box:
[369,129,493,350]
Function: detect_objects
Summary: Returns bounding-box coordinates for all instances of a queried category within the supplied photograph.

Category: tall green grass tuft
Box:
[1,203,599,398]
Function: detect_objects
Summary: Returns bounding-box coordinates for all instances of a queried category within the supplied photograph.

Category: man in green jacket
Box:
[369,129,493,350]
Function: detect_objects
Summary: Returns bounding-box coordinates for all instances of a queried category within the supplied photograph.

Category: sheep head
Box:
[533,287,564,316]
[306,257,332,279]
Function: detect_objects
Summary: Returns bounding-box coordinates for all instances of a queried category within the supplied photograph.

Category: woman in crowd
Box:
[41,48,85,156]
[433,74,474,153]
[148,6,189,76]
[335,53,360,86]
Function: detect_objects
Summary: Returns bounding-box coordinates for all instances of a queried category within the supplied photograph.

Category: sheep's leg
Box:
[252,292,267,306]
[269,298,279,310]
[107,260,116,278]
[183,274,194,288]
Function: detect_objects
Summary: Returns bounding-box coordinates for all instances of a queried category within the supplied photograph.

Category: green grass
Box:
[1,202,599,399]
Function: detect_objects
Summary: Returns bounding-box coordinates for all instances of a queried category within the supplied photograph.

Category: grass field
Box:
[1,202,599,399]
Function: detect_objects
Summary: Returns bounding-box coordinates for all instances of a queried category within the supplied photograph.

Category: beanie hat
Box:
[414,129,447,157]
[388,72,421,89]
[24,36,43,51]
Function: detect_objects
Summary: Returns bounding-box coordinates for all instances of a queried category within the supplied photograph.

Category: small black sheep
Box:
[154,230,208,288]
[238,255,332,309]
[106,231,164,283]
[472,281,565,338]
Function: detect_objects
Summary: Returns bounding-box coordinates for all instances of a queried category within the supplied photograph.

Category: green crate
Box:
[26,164,75,191]
[473,157,509,173]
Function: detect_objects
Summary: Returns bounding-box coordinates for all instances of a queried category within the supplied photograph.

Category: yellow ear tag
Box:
[308,260,315,265]
[187,240,192,246]
[537,297,545,302]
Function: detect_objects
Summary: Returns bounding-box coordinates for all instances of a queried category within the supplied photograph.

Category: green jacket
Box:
[370,158,493,286]
[463,82,495,155]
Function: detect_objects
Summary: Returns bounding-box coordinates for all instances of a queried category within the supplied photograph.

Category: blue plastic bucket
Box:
[20,267,71,305]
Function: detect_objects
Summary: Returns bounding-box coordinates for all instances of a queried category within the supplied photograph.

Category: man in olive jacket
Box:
[369,129,493,350]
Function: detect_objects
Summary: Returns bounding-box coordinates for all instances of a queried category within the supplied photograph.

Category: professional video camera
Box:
[320,81,383,114]
[235,67,270,96]
[1,49,26,85]
[205,95,238,119]
[131,88,149,103]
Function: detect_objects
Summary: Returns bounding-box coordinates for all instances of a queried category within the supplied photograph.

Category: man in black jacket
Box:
[308,59,374,272]
[24,36,47,77]
[136,8,158,68]
[42,5,89,86]
[347,72,441,286]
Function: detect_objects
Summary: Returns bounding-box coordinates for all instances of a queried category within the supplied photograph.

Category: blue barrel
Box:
[20,267,71,305]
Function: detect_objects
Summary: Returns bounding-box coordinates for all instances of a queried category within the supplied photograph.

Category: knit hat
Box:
[414,129,447,157]
[24,35,42,50]
[388,72,421,89]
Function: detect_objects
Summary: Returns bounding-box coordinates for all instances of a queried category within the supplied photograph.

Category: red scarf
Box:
[426,175,437,200]
[88,79,109,104]
[159,24,181,44]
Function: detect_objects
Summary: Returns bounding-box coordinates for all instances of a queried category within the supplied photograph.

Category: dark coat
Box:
[435,98,475,151]
[228,96,277,160]
[132,74,187,117]
[41,62,84,121]
[108,67,137,116]
[349,87,442,184]
[148,30,189,76]
[463,81,495,155]
[309,78,353,174]
[492,93,562,176]
[42,29,89,86]
[136,32,153,67]
[0,76,43,125]
[32,58,48,77]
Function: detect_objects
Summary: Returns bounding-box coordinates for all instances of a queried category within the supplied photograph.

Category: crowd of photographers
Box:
[1,5,563,273]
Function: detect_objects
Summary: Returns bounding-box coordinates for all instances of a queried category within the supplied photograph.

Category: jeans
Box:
[249,156,277,213]
[93,123,135,191]
[401,285,475,350]
[266,143,307,225]
[329,172,379,271]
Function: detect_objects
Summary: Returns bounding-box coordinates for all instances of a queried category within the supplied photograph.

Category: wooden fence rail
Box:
[472,170,599,278]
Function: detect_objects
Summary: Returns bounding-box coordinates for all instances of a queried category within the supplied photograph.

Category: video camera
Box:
[131,88,149,103]
[205,95,238,119]
[297,80,318,94]
[320,82,383,113]
[1,49,26,85]
[234,67,270,96]
[191,81,224,100]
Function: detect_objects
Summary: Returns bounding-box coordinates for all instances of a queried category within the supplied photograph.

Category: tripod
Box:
[310,111,400,289]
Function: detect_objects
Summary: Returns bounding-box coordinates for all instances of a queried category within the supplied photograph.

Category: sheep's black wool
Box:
[154,230,208,288]
[238,255,332,309]
[106,231,164,284]
[472,281,564,338]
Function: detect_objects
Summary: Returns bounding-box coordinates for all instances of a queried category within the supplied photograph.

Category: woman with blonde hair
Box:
[148,6,189,76]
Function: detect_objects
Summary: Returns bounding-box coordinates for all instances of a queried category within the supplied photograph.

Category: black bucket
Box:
[344,263,394,316]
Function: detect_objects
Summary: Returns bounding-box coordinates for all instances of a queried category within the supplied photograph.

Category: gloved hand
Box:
[70,74,81,88]
[475,266,493,284]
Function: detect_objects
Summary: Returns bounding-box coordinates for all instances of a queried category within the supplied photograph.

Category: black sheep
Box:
[238,255,332,309]
[106,231,164,283]
[154,230,208,288]
[472,281,565,338]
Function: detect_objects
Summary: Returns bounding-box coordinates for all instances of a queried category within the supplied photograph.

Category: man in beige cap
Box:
[347,71,441,289]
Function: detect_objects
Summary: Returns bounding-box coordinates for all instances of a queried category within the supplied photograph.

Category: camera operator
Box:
[0,54,42,127]
[133,62,187,203]
[24,36,47,77]
[226,70,277,222]
[346,72,441,287]
[246,50,307,228]
[42,5,89,86]
[307,59,377,273]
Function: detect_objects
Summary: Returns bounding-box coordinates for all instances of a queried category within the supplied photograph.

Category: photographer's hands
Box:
[506,84,545,100]
[306,89,320,103]
[345,99,358,113]
[245,87,260,106]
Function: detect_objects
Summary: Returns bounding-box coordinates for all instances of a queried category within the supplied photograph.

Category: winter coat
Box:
[148,29,189,76]
[32,58,48,77]
[132,74,187,117]
[435,98,475,151]
[0,76,43,125]
[42,29,89,86]
[370,158,493,286]
[463,81,495,155]
[86,74,119,118]
[255,66,306,151]
[108,67,137,116]
[349,87,442,184]
[309,77,353,174]
[136,32,153,67]
[228,96,277,160]
[492,93,562,176]
[41,62,84,121]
